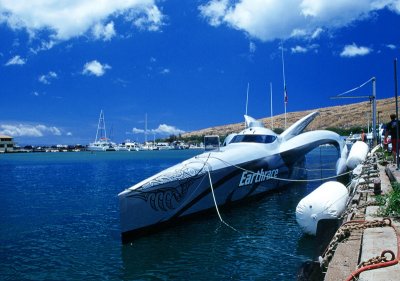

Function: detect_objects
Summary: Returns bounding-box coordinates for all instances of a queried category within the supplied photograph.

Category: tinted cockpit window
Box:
[230,134,277,144]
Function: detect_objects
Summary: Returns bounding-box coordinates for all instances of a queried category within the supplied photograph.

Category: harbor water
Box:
[0,147,339,280]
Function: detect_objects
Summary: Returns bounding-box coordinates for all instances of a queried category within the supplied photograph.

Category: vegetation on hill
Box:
[181,97,395,139]
[159,97,395,144]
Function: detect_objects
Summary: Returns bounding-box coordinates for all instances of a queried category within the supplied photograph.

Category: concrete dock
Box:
[323,158,400,281]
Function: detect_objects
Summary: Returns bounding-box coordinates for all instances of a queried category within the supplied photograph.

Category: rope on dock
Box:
[345,254,399,281]
[319,218,393,270]
[344,222,400,281]
[342,151,400,280]
[357,249,396,269]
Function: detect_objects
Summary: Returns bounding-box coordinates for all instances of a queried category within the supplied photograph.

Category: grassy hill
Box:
[182,97,396,137]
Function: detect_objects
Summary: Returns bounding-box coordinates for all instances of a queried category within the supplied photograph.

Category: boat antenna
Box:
[281,41,288,129]
[270,82,274,129]
[245,82,249,128]
[245,82,249,116]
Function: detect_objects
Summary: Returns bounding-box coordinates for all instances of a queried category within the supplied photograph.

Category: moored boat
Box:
[87,110,116,152]
[118,112,346,243]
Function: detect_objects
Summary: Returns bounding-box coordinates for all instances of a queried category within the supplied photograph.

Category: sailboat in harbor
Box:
[87,110,116,151]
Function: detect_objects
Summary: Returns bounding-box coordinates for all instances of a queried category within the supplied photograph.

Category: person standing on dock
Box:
[361,129,366,142]
[385,113,400,160]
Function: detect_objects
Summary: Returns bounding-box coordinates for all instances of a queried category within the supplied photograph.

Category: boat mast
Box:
[281,41,288,129]
[245,82,250,115]
[270,82,274,129]
[245,82,249,127]
[144,113,148,143]
[95,110,106,142]
[108,124,113,141]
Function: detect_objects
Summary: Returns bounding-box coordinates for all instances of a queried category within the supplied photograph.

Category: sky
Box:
[1,0,400,145]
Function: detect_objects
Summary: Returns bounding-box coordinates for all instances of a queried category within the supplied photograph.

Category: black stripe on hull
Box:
[121,181,297,244]
[120,156,307,244]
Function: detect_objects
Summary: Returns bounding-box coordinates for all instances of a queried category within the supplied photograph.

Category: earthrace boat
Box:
[118,112,346,243]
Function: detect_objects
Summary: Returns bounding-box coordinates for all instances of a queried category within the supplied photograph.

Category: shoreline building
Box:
[0,135,14,152]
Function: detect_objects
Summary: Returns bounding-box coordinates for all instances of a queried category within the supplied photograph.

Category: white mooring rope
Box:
[206,168,241,234]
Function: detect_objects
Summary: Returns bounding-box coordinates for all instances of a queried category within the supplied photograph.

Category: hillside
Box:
[182,97,396,137]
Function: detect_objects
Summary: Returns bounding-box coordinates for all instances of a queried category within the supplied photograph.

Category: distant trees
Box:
[272,128,284,134]
[155,126,366,145]
[325,126,367,136]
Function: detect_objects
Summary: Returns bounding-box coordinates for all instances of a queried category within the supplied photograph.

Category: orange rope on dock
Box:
[344,220,400,281]
[321,218,392,267]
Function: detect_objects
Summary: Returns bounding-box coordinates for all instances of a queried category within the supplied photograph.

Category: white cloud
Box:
[290,44,319,54]
[249,41,256,53]
[132,128,145,134]
[5,55,26,66]
[151,124,185,136]
[160,68,170,75]
[132,124,185,136]
[82,60,111,77]
[130,5,164,31]
[291,29,308,38]
[66,132,73,136]
[0,124,62,137]
[199,0,400,41]
[340,43,372,57]
[387,44,397,49]
[0,1,164,42]
[311,27,324,39]
[291,45,308,53]
[92,21,116,41]
[198,0,228,27]
[39,71,57,84]
[30,40,55,54]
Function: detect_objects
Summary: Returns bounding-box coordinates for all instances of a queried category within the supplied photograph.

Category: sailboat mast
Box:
[103,111,107,140]
[95,110,105,142]
[281,42,288,129]
[270,82,274,129]
[144,113,148,143]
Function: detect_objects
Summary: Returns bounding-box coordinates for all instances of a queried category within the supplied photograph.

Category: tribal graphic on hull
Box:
[141,167,206,189]
[119,111,346,243]
[128,173,204,212]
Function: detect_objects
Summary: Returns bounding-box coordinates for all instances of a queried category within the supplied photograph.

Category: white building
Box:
[0,135,14,152]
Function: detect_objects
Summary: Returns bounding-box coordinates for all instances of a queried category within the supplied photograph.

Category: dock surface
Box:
[323,160,400,281]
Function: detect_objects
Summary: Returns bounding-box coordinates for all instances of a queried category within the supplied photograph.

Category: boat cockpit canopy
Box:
[230,134,277,144]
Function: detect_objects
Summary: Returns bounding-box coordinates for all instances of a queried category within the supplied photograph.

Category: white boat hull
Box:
[118,112,346,243]
[119,153,305,242]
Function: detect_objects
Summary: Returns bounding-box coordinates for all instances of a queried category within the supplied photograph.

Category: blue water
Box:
[0,148,339,280]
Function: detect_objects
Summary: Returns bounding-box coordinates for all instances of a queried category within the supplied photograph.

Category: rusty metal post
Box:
[374,178,381,195]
